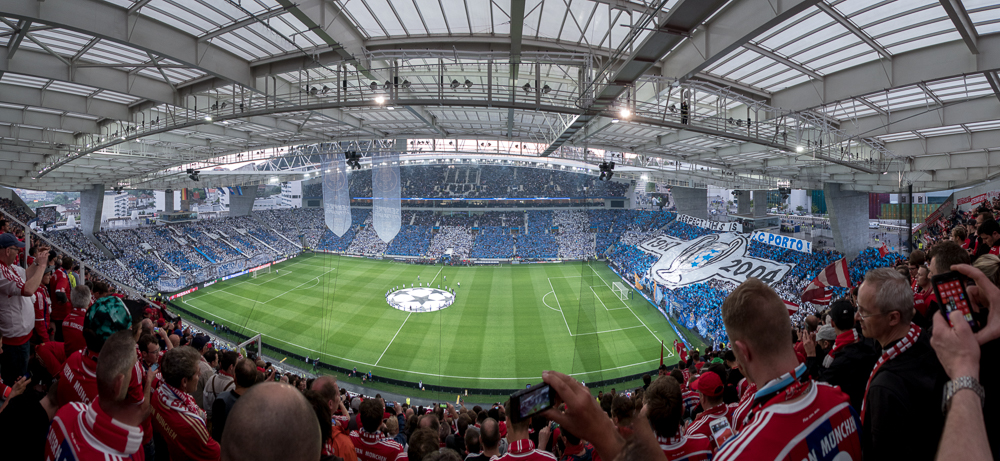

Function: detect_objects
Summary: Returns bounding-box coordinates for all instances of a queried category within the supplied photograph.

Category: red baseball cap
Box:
[693,372,724,398]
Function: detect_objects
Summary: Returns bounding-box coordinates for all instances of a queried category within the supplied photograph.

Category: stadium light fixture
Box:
[619,108,631,119]
[451,79,461,89]
[542,84,551,94]
[204,116,212,121]
[796,146,804,153]
[375,96,386,104]
[611,118,620,123]
[464,79,473,89]
[402,80,411,89]
[370,81,379,91]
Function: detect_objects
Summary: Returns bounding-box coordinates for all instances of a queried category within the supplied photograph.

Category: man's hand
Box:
[34,246,50,265]
[538,425,551,452]
[9,376,30,399]
[931,310,981,380]
[540,371,623,461]
[951,264,1000,345]
[802,329,817,357]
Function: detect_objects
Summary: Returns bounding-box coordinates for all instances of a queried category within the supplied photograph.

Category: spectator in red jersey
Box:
[713,278,862,461]
[855,267,946,461]
[684,370,732,447]
[0,234,47,386]
[913,265,933,317]
[56,295,140,407]
[31,267,53,343]
[494,398,555,461]
[644,374,712,460]
[978,220,1000,257]
[219,382,321,461]
[44,330,151,461]
[908,250,926,290]
[557,428,595,461]
[802,300,878,411]
[311,375,357,461]
[151,346,221,461]
[48,258,73,341]
[61,284,92,356]
[137,334,162,371]
[952,226,969,250]
[350,397,407,461]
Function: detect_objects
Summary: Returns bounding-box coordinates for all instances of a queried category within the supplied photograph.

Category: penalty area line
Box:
[375,312,411,367]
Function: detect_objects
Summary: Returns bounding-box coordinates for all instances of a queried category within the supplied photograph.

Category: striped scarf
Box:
[823,329,859,368]
[860,324,921,421]
[156,382,206,424]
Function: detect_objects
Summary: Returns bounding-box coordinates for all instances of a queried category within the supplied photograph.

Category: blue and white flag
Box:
[322,153,352,237]
[372,150,401,243]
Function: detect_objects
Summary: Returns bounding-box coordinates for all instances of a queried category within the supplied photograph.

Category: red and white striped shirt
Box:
[0,262,34,344]
[728,381,757,433]
[490,439,555,461]
[715,379,861,461]
[685,403,733,441]
[45,398,145,461]
[657,434,712,461]
[349,428,408,461]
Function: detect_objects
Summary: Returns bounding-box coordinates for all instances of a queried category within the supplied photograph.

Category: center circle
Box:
[386,287,455,313]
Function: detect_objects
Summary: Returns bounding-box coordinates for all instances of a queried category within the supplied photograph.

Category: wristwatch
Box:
[941,376,985,413]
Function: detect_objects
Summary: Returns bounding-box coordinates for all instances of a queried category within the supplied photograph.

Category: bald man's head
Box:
[221,382,321,461]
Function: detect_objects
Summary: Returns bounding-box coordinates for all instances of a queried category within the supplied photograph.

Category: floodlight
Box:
[451,79,460,89]
[464,79,473,89]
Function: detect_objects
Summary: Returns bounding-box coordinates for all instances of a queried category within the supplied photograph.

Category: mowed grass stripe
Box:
[182,254,681,388]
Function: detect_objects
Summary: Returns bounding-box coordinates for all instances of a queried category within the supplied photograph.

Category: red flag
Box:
[660,340,664,366]
[879,243,888,258]
[801,259,852,304]
[784,299,800,315]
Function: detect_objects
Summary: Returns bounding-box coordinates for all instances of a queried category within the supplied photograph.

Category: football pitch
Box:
[179,253,680,390]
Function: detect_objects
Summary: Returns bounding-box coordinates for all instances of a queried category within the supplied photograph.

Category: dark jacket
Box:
[211,389,242,442]
[861,328,947,461]
[812,336,880,411]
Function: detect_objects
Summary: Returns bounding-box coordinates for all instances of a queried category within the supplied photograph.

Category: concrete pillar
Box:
[753,190,768,217]
[736,190,751,215]
[164,190,175,213]
[79,184,105,236]
[824,183,868,260]
[672,186,707,219]
[228,185,259,216]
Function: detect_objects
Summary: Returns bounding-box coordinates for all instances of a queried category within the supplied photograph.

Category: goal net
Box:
[612,282,629,301]
[251,265,271,279]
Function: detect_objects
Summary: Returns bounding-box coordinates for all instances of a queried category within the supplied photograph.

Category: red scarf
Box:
[156,382,205,424]
[860,324,921,421]
[823,330,859,368]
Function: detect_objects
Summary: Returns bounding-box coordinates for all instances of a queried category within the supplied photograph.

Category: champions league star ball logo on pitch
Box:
[640,233,794,288]
[387,288,455,313]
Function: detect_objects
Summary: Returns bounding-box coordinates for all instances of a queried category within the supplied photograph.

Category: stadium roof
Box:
[2,0,1000,192]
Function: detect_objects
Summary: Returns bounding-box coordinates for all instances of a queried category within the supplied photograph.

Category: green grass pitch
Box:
[179,253,681,390]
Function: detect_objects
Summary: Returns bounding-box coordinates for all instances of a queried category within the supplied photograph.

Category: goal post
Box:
[612,282,629,301]
[251,265,271,279]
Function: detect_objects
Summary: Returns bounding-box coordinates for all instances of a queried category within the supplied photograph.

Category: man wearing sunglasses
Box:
[0,233,49,386]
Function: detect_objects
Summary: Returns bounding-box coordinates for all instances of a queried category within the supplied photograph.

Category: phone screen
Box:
[439,403,447,408]
[932,272,977,329]
[511,383,554,422]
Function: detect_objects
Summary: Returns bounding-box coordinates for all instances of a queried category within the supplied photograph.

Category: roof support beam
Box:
[814,2,892,60]
[742,43,823,82]
[540,0,732,156]
[772,35,1000,112]
[985,71,1000,104]
[661,0,822,82]
[198,6,291,42]
[856,97,888,116]
[6,19,30,60]
[507,0,526,138]
[939,0,979,55]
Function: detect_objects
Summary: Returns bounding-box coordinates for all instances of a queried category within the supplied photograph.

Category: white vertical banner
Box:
[322,153,352,237]
[372,150,401,243]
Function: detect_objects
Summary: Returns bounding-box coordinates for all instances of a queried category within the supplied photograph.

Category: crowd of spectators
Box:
[0,197,34,224]
[428,226,474,260]
[470,227,516,259]
[385,225,434,257]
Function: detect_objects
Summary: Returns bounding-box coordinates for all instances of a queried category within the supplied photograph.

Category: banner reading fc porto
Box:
[751,231,812,254]
[372,150,401,243]
[321,153,352,237]
[640,232,793,288]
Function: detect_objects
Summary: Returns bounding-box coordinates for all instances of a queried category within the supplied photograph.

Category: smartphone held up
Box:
[931,271,979,331]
